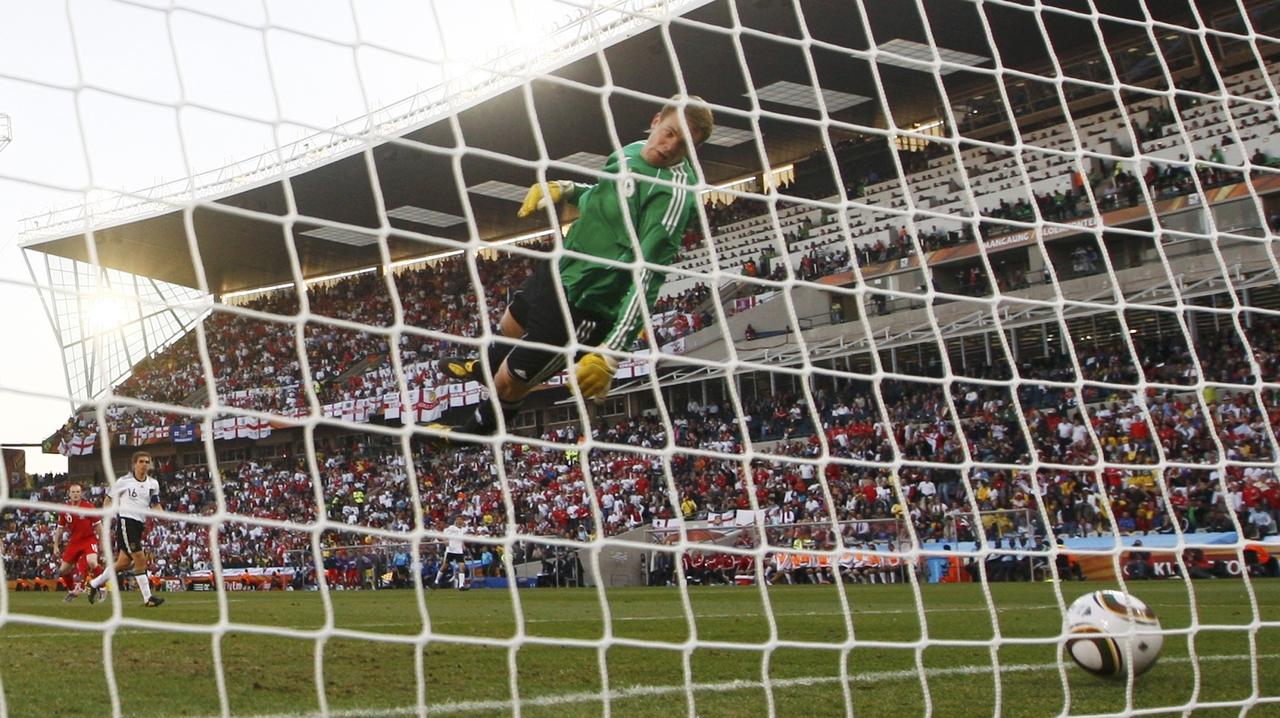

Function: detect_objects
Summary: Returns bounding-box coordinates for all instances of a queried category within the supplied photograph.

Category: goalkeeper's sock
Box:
[461,397,521,435]
[89,569,115,589]
[60,574,75,591]
[135,573,153,601]
[485,340,517,380]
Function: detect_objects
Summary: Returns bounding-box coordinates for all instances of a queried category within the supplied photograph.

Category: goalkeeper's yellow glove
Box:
[574,352,619,400]
[517,180,576,218]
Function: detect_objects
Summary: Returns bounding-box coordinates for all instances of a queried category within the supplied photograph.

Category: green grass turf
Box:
[0,580,1276,717]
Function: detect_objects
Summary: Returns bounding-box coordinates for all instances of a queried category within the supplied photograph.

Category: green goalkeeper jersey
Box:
[561,140,699,352]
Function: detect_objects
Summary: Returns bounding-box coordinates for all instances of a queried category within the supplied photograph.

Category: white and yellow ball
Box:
[1064,590,1163,678]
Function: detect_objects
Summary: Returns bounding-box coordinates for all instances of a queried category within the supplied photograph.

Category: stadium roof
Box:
[17,0,1198,297]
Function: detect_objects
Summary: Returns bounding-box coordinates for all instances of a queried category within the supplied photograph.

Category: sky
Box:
[0,0,589,474]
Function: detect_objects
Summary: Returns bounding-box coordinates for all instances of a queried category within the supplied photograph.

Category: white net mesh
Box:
[2,0,1279,715]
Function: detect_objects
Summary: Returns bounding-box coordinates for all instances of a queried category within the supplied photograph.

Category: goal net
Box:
[3,0,1279,716]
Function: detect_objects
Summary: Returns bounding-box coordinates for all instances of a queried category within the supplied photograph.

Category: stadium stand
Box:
[20,34,1280,595]
[13,328,1280,588]
[39,64,1280,448]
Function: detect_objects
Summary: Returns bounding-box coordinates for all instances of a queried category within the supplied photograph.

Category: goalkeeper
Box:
[434,96,713,439]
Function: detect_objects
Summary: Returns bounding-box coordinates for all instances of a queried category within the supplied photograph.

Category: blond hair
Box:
[660,95,714,145]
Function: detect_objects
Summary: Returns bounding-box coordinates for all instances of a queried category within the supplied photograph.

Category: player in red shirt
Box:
[54,483,102,602]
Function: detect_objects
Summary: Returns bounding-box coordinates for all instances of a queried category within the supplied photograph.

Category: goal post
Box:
[943,507,1038,543]
[4,0,1280,716]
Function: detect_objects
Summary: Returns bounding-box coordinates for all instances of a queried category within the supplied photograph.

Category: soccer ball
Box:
[1064,590,1163,678]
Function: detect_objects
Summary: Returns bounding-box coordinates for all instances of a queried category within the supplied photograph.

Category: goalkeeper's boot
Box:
[144,596,165,608]
[438,356,481,383]
[86,585,101,605]
[63,589,79,603]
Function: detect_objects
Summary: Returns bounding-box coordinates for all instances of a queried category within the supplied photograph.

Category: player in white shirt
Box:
[86,451,164,607]
[433,515,470,590]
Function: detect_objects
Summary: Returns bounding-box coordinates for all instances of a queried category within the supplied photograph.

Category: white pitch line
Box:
[180,652,1278,718]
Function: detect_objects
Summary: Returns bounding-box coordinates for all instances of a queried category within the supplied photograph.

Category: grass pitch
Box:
[1,580,1277,717]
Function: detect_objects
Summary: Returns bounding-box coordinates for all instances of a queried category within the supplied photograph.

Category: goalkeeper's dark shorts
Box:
[506,261,612,386]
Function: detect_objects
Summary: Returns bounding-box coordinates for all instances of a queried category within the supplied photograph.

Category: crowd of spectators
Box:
[47,246,551,447]
[23,63,1280,590]
[10,317,1280,590]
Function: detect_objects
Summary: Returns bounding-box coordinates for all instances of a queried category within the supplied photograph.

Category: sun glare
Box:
[85,295,129,333]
